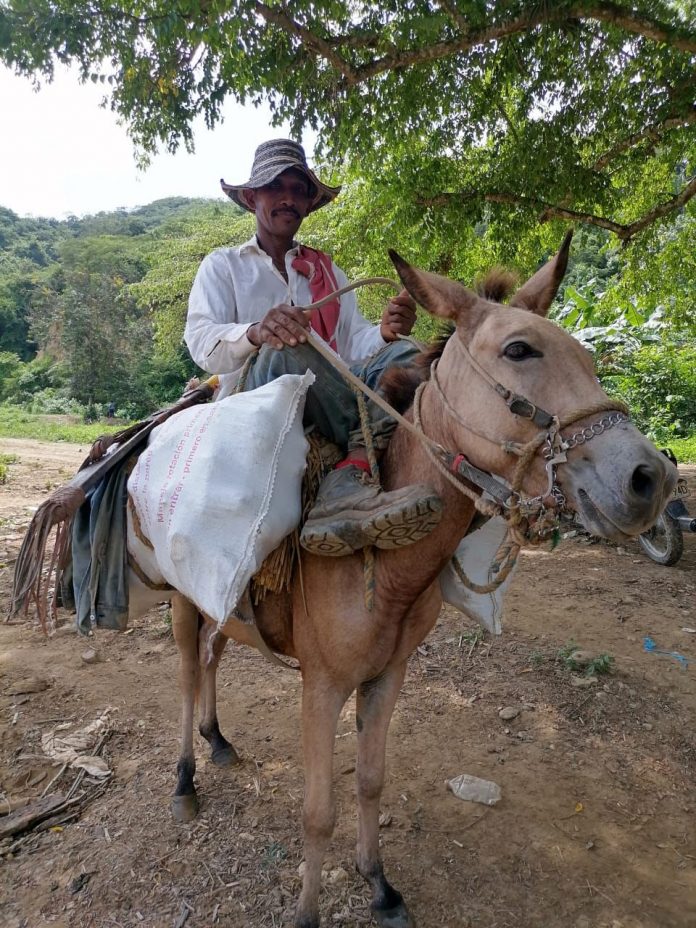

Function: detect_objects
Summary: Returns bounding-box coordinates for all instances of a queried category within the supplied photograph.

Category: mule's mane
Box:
[379,329,452,413]
[380,268,518,413]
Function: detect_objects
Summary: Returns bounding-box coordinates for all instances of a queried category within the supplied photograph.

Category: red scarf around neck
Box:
[291,246,340,352]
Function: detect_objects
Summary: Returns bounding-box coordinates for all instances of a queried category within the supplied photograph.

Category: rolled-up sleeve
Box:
[185,251,256,373]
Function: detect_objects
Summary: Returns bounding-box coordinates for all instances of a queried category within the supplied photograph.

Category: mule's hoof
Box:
[211,745,240,768]
[171,793,199,823]
[372,901,416,928]
[294,914,319,928]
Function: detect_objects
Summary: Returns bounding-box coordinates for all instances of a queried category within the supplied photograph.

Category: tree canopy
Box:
[1,1,694,437]
[2,0,694,243]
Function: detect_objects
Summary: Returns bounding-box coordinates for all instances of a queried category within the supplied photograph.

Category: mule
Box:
[130,235,676,928]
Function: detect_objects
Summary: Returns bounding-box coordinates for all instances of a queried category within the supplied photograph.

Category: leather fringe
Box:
[10,486,86,634]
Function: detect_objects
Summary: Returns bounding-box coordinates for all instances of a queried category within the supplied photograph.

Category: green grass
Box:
[0,407,127,444]
[0,453,18,483]
[557,640,614,677]
[665,436,696,464]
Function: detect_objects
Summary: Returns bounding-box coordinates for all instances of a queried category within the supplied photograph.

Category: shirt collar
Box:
[239,234,301,257]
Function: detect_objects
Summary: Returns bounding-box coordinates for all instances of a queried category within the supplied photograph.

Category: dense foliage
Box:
[2,1,694,246]
[1,0,694,445]
[1,192,694,447]
[0,198,233,417]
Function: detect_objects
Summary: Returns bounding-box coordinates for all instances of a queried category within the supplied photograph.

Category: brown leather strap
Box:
[127,494,154,550]
[127,553,172,591]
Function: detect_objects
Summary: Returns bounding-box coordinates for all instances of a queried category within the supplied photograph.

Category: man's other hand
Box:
[247,303,310,350]
[380,290,417,342]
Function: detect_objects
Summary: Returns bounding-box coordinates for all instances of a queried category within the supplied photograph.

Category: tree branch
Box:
[421,179,696,241]
[421,190,629,235]
[623,174,696,239]
[252,2,357,83]
[580,0,696,52]
[350,2,695,82]
[593,109,696,169]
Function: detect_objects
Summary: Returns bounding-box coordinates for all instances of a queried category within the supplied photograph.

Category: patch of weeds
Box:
[557,640,579,668]
[0,408,125,443]
[457,625,485,659]
[261,841,288,869]
[0,453,18,484]
[557,640,614,676]
[148,608,173,637]
[584,654,614,676]
[461,626,485,647]
[530,650,545,668]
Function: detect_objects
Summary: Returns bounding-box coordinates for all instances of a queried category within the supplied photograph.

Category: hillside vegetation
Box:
[0,191,694,456]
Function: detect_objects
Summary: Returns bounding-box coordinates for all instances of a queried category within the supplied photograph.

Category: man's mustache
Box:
[272,207,300,218]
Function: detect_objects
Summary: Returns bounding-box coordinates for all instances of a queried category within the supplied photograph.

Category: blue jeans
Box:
[67,453,136,634]
[243,339,421,452]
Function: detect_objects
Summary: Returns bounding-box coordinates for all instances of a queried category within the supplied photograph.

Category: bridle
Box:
[411,331,629,591]
[423,331,629,518]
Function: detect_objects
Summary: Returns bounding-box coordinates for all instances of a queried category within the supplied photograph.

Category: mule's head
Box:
[390,235,677,540]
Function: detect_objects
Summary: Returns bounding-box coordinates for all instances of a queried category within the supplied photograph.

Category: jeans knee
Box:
[252,343,316,382]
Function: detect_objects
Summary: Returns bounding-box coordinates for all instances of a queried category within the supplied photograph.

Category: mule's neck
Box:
[378,382,479,594]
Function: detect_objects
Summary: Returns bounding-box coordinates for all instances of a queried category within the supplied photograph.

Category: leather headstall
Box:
[493,384,555,429]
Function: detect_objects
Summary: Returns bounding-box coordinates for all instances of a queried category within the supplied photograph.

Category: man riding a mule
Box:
[184,139,443,557]
[13,152,678,925]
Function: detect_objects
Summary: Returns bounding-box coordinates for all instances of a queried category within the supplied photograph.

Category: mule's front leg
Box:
[295,680,347,928]
[171,594,201,823]
[197,622,240,767]
[356,663,415,928]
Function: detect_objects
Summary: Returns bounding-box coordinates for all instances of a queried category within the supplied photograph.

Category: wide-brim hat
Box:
[220,139,341,214]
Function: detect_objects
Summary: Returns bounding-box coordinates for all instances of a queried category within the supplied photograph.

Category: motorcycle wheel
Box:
[638,511,684,566]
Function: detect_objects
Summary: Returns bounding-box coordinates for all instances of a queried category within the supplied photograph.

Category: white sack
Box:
[438,516,516,636]
[127,372,314,625]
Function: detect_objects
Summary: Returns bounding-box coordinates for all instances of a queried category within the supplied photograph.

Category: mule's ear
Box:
[388,249,478,321]
[509,231,573,316]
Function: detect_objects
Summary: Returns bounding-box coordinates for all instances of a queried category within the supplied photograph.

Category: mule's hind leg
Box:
[356,663,415,928]
[171,594,201,823]
[197,622,240,767]
[295,678,348,928]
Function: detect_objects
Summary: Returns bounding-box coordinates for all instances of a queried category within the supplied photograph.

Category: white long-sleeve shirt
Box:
[185,235,387,397]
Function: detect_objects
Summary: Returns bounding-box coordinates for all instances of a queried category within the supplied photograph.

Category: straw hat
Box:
[220,139,340,213]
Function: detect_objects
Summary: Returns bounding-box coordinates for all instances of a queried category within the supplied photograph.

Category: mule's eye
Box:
[503,341,541,361]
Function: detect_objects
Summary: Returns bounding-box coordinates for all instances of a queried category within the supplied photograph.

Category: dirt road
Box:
[1,439,695,928]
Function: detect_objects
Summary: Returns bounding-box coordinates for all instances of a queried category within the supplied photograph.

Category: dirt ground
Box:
[1,437,695,928]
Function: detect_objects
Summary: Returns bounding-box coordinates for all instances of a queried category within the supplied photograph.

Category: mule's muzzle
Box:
[561,431,678,540]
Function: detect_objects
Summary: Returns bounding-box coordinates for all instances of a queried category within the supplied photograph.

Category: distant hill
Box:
[0,197,231,360]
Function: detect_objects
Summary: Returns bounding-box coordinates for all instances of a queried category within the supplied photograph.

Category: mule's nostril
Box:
[631,464,655,500]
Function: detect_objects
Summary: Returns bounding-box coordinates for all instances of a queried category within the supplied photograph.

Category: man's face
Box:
[245,168,314,239]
